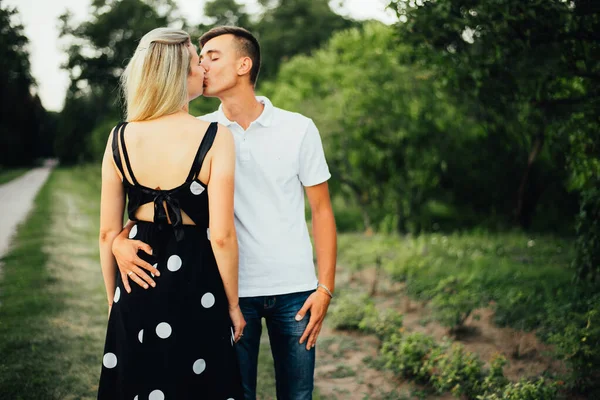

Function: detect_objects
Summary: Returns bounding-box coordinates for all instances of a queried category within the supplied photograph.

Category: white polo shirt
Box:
[198,96,331,297]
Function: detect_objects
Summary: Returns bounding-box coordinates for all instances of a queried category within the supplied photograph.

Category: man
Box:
[111,26,337,400]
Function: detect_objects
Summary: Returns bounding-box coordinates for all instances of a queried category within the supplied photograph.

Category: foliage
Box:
[337,232,600,392]
[429,276,481,333]
[253,0,356,81]
[389,0,599,229]
[572,183,600,284]
[381,332,439,381]
[428,343,485,398]
[359,307,404,341]
[266,22,482,233]
[327,293,374,331]
[548,297,600,394]
[477,378,558,400]
[55,0,179,164]
[0,1,51,167]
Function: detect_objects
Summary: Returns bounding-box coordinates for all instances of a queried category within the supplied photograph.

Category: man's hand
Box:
[296,290,332,350]
[112,230,159,293]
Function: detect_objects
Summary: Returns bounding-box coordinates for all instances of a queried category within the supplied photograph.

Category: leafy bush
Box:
[480,354,509,396]
[477,378,557,400]
[359,307,404,340]
[428,343,485,398]
[548,302,600,393]
[381,332,439,382]
[429,276,481,333]
[328,293,374,331]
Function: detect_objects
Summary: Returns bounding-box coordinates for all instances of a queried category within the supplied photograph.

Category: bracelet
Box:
[317,283,334,299]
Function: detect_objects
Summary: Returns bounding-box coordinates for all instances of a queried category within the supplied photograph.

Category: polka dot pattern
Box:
[156,322,172,339]
[128,224,138,239]
[201,292,215,308]
[103,353,117,369]
[190,181,205,195]
[167,255,182,272]
[192,359,206,374]
[149,390,165,400]
[97,122,243,398]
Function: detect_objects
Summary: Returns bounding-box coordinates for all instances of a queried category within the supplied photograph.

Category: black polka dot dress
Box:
[98,122,243,400]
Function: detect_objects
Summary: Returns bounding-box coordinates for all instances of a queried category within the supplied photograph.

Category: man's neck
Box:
[219,89,264,130]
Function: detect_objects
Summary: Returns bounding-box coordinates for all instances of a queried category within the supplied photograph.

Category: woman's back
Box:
[114,114,216,226]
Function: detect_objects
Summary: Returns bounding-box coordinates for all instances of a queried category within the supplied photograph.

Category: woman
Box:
[97,27,244,399]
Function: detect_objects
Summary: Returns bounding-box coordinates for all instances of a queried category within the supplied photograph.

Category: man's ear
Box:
[237,57,253,77]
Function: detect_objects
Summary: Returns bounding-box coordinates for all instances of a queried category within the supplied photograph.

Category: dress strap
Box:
[118,122,140,186]
[111,122,127,179]
[186,122,219,182]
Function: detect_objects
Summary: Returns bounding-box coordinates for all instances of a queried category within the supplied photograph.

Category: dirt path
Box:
[0,161,56,258]
[313,263,567,399]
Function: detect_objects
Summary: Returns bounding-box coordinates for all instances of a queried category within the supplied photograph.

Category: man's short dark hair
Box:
[199,26,261,85]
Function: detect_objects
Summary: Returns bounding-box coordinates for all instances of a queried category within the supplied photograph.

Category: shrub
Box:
[548,303,600,393]
[381,332,439,382]
[359,308,404,340]
[429,276,481,333]
[477,378,557,400]
[328,293,374,331]
[480,354,510,396]
[429,343,485,398]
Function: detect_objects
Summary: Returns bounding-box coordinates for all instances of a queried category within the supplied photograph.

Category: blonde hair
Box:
[121,28,192,121]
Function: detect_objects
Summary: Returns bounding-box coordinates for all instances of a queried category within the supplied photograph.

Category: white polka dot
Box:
[156,322,172,339]
[190,181,205,195]
[149,390,165,400]
[206,228,210,240]
[103,352,117,369]
[201,292,215,308]
[192,359,206,374]
[114,287,121,303]
[167,255,182,272]
[128,224,138,239]
[138,329,144,343]
[151,263,157,278]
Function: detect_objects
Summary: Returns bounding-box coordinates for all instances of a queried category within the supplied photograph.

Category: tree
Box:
[265,23,478,233]
[389,0,599,228]
[57,0,179,162]
[253,0,356,81]
[197,0,253,30]
[0,1,49,166]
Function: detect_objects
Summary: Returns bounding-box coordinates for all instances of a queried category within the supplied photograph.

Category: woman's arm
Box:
[207,125,239,308]
[99,130,126,308]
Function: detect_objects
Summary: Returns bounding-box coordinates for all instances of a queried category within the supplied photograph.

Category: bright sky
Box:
[4,0,397,112]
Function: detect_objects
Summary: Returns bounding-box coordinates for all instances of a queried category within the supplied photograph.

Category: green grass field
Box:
[0,167,28,185]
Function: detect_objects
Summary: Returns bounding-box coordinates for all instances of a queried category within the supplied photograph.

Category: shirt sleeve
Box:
[298,119,331,187]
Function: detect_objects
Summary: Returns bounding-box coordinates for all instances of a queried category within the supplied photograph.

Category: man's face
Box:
[199,34,241,98]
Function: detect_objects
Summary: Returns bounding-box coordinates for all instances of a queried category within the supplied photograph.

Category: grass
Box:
[0,165,320,399]
[338,231,576,335]
[0,167,28,185]
[0,166,105,399]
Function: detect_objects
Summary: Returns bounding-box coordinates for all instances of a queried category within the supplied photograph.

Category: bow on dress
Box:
[152,192,185,242]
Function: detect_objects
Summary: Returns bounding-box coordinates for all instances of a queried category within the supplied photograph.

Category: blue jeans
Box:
[237,290,316,400]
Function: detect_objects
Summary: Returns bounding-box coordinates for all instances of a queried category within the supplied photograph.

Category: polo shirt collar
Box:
[216,96,274,128]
